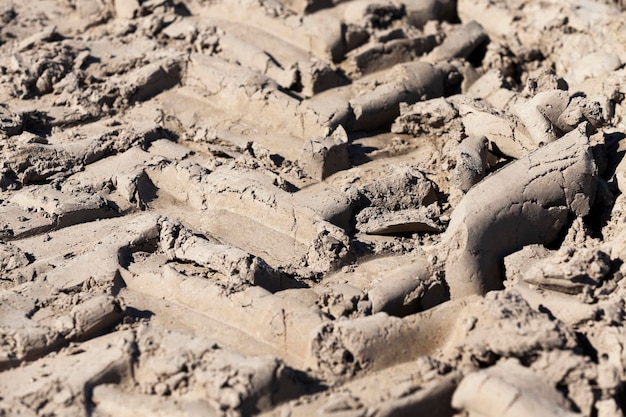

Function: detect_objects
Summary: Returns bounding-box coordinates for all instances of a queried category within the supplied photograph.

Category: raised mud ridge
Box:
[0,0,626,416]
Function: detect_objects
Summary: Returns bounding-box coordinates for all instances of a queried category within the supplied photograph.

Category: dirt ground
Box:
[1,0,626,416]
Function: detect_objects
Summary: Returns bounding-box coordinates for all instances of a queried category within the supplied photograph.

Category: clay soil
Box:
[1,0,626,416]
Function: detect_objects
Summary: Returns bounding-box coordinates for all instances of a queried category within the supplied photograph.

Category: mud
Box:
[0,0,625,416]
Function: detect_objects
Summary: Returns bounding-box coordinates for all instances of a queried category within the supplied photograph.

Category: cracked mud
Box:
[0,0,626,416]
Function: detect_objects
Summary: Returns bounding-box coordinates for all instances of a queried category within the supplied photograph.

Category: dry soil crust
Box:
[1,0,626,416]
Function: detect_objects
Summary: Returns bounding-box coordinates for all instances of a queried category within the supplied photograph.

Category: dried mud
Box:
[0,0,626,416]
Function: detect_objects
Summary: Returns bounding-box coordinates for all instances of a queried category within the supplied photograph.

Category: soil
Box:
[0,0,626,416]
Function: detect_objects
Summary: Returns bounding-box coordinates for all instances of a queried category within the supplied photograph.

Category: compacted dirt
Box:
[1,0,626,416]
